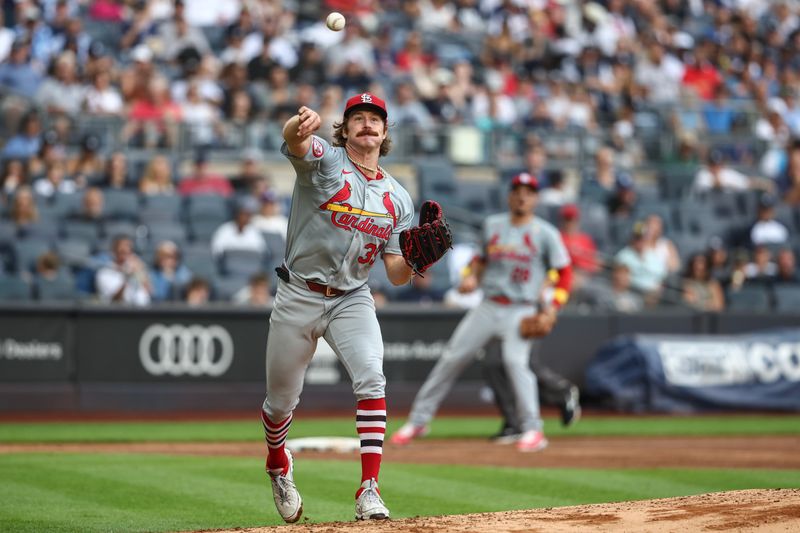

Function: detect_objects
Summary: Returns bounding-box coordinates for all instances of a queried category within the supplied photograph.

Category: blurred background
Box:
[0,0,799,413]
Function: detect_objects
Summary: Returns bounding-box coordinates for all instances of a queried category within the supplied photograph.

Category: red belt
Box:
[490,296,533,305]
[306,280,345,297]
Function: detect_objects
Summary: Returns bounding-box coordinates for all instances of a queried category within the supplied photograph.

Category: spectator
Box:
[158,7,210,62]
[682,253,725,312]
[607,173,638,218]
[539,170,572,206]
[558,204,599,282]
[781,143,800,205]
[70,187,106,222]
[394,272,446,305]
[139,155,174,195]
[772,248,799,284]
[578,262,644,313]
[33,161,77,197]
[17,4,60,66]
[119,1,158,51]
[35,51,83,116]
[643,214,681,274]
[181,81,221,146]
[681,40,722,101]
[178,150,233,197]
[0,38,43,97]
[0,12,15,63]
[95,235,152,306]
[2,111,43,160]
[580,146,619,204]
[67,134,104,186]
[183,276,210,306]
[233,272,272,306]
[614,222,668,303]
[99,151,132,190]
[706,236,730,285]
[210,196,266,257]
[122,75,182,148]
[749,195,789,247]
[744,245,777,282]
[8,186,39,227]
[35,251,62,282]
[692,150,750,193]
[252,190,288,239]
[1,159,27,197]
[229,148,267,193]
[83,70,124,115]
[149,240,192,302]
[702,85,736,134]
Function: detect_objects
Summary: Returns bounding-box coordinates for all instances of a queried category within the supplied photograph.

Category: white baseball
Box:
[326,12,346,31]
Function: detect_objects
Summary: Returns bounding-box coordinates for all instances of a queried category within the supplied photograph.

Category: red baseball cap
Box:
[344,92,388,120]
[510,172,539,191]
[560,204,580,220]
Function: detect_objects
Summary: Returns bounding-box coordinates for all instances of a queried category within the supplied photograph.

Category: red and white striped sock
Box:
[356,397,386,497]
[261,410,292,474]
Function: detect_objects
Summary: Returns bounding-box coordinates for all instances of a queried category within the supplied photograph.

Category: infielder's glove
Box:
[519,309,557,338]
[400,200,453,275]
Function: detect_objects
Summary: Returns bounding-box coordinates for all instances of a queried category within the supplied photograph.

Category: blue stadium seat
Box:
[139,194,182,222]
[0,277,32,301]
[105,220,139,240]
[182,245,218,279]
[148,222,188,247]
[63,220,102,242]
[727,286,771,312]
[52,192,82,218]
[0,221,16,246]
[773,284,800,312]
[12,240,52,273]
[56,239,92,269]
[189,219,221,242]
[187,195,230,222]
[104,190,140,221]
[415,158,457,199]
[221,249,266,278]
[36,272,78,301]
[212,276,247,301]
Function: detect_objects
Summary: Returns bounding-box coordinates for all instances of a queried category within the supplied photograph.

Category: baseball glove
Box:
[519,310,557,338]
[400,200,453,275]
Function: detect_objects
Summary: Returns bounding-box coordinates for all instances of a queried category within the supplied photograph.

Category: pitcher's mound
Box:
[206,489,799,533]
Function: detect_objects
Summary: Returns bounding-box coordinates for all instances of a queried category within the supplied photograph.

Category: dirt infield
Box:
[3,435,799,469]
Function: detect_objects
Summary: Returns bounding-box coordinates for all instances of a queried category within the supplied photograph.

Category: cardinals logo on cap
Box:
[360,93,373,103]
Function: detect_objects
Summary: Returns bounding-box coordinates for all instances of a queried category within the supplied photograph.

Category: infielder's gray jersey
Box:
[280,136,414,290]
[479,214,570,302]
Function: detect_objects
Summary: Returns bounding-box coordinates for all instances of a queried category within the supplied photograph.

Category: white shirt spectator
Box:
[210,221,266,257]
[693,167,751,192]
[0,25,14,63]
[33,177,77,197]
[634,54,685,104]
[96,266,151,306]
[252,214,288,239]
[84,85,124,114]
[751,220,789,246]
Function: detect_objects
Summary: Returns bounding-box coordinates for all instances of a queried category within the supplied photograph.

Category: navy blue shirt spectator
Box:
[0,39,44,97]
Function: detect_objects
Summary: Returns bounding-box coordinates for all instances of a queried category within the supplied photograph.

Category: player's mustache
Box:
[357,130,379,137]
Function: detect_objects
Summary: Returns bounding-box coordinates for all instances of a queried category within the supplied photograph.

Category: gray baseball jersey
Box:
[479,214,571,302]
[280,136,414,290]
[263,135,414,424]
[406,213,571,434]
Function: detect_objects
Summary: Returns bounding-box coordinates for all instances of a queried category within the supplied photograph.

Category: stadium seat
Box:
[773,285,800,312]
[726,286,771,312]
[105,220,140,240]
[212,276,247,301]
[51,192,82,218]
[63,220,102,242]
[17,222,59,240]
[0,221,16,246]
[12,240,52,273]
[148,222,188,247]
[774,205,798,233]
[189,219,221,242]
[221,249,266,278]
[103,190,140,221]
[261,232,287,260]
[36,272,77,301]
[56,239,92,269]
[140,194,182,220]
[415,158,457,198]
[0,277,32,301]
[182,246,219,279]
[187,194,230,222]
[578,202,610,251]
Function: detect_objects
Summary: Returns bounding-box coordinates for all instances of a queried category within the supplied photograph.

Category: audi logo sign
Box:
[139,324,234,377]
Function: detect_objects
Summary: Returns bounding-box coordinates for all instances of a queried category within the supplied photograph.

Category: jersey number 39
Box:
[358,243,381,265]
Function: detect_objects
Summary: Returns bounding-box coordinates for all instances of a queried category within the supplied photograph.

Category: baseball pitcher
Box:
[260,93,451,523]
[391,173,573,452]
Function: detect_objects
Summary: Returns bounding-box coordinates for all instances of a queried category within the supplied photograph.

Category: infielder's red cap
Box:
[344,92,388,120]
[510,172,540,191]
[560,203,580,220]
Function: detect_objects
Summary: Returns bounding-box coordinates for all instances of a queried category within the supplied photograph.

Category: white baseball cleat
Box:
[389,422,429,445]
[516,430,548,452]
[355,478,390,520]
[267,449,303,523]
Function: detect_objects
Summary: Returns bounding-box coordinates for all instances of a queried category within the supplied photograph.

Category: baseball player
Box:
[260,93,450,523]
[391,173,573,452]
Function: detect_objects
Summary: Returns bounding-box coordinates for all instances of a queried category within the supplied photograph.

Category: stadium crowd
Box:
[0,0,799,311]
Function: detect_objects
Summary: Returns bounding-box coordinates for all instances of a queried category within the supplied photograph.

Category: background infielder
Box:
[260,93,450,523]
[391,173,573,452]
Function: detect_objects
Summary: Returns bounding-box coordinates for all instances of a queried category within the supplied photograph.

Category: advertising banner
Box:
[0,313,73,382]
[585,329,800,412]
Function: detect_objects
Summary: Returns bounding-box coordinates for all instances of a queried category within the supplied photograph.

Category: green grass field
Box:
[1,415,799,533]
